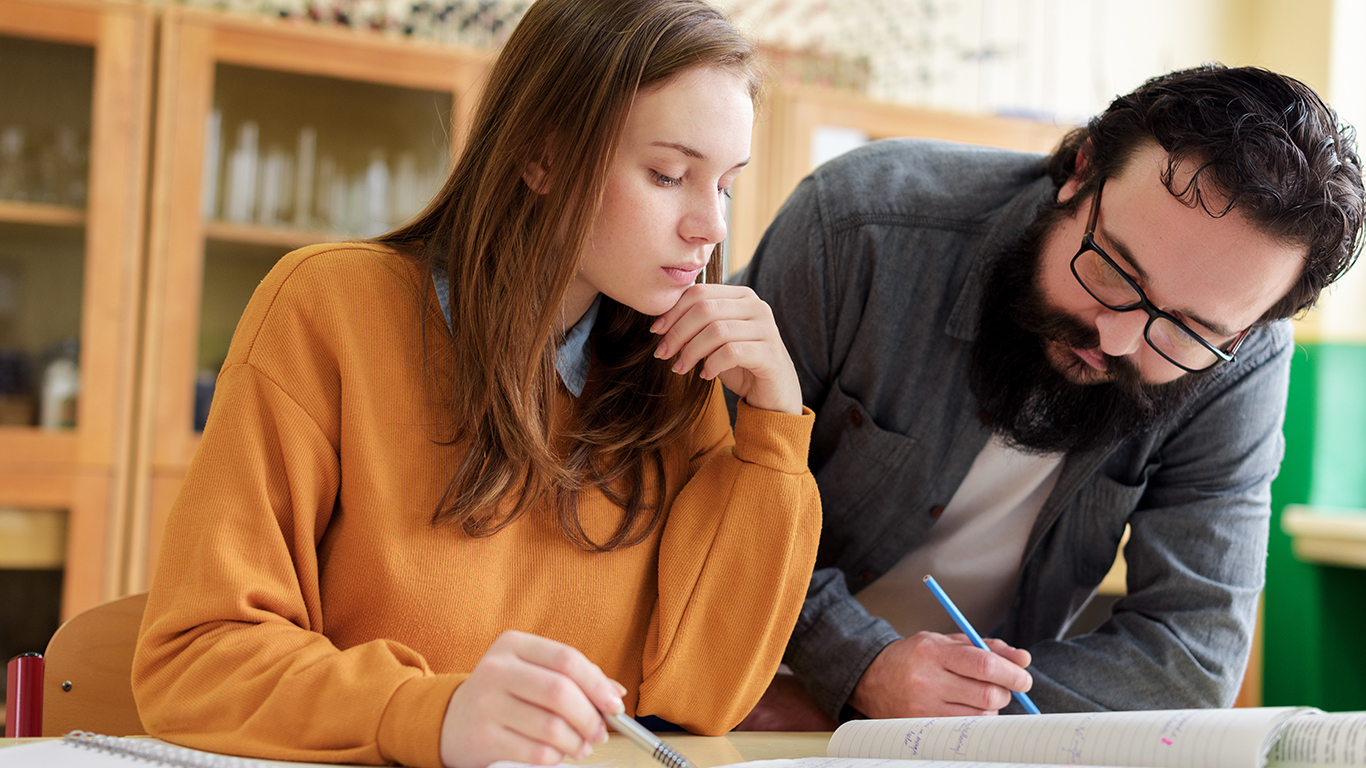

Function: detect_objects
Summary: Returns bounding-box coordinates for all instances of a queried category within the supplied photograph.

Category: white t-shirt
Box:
[854,433,1064,637]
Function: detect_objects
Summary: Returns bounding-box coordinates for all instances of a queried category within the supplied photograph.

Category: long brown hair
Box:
[376,0,760,549]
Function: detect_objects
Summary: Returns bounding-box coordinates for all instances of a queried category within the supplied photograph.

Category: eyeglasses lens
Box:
[1075,248,1219,370]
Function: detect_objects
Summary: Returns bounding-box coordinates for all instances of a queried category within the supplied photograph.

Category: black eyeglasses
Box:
[1070,180,1249,372]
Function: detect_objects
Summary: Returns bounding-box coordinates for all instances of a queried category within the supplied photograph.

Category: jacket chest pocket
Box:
[1058,472,1148,591]
[811,383,936,569]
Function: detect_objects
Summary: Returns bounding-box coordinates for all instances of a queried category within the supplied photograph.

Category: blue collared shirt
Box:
[432,267,599,397]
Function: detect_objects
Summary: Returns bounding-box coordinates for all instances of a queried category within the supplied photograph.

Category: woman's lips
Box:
[662,265,703,285]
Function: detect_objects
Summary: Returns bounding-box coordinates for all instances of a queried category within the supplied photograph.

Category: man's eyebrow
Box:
[1105,231,1239,338]
[649,141,750,169]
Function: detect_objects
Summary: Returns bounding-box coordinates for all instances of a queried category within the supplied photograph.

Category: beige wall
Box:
[1218,0,1334,92]
[1215,0,1365,342]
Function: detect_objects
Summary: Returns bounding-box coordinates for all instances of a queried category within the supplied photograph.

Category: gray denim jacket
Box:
[737,139,1291,717]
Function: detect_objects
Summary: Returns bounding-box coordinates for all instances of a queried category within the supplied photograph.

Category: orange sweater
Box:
[132,243,820,768]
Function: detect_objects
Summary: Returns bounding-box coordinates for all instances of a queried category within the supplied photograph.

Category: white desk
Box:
[580,732,830,768]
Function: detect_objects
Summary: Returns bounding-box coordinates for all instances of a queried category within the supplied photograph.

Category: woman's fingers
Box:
[651,285,801,414]
[439,631,624,768]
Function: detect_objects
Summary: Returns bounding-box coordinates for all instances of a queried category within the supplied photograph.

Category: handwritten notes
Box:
[826,708,1316,768]
[1270,712,1366,768]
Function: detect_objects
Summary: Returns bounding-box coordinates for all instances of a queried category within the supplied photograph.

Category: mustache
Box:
[1006,291,1148,397]
[967,195,1208,455]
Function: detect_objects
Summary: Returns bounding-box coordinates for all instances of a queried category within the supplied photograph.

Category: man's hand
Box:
[849,632,1033,718]
[734,671,838,731]
[650,284,803,415]
[439,631,625,768]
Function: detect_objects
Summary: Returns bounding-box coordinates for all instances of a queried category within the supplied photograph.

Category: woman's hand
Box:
[439,631,626,768]
[651,284,802,415]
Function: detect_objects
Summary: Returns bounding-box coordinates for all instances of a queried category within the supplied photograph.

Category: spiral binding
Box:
[651,741,694,768]
[61,731,275,768]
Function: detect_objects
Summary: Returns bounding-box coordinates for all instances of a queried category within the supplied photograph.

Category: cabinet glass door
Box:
[136,7,487,590]
[0,35,92,431]
[194,64,452,429]
[0,0,154,620]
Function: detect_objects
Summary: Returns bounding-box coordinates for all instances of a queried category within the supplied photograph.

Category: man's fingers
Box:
[940,641,1033,696]
[983,638,1033,671]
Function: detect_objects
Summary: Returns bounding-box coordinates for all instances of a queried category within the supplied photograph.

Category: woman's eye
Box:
[651,170,681,187]
[719,187,732,199]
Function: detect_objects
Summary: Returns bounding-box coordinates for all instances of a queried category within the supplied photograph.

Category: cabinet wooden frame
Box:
[729,85,1072,272]
[132,7,491,591]
[0,0,154,619]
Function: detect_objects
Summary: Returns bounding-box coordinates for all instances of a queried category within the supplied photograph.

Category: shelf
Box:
[203,219,332,250]
[1281,504,1366,569]
[0,199,86,228]
[0,507,66,569]
[0,425,80,467]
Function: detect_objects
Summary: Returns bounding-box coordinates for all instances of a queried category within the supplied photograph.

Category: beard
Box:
[968,199,1208,455]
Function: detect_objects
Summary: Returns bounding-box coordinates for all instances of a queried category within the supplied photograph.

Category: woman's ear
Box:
[523,158,551,194]
[522,137,556,194]
[1057,140,1092,204]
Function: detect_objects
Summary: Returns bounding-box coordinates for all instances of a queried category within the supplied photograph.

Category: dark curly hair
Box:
[1045,64,1364,322]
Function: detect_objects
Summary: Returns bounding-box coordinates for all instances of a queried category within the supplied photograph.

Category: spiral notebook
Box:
[0,731,341,767]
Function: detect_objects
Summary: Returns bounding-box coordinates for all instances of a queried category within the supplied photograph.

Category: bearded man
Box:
[734,64,1364,725]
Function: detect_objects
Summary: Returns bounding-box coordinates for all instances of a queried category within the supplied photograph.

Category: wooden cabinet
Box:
[4,3,1074,616]
[129,7,490,590]
[0,0,153,619]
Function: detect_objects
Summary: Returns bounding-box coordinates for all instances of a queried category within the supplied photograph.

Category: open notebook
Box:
[0,731,335,767]
[4,708,1365,768]
[730,707,1366,768]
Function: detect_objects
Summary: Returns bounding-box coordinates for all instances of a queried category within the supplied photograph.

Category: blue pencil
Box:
[922,574,1042,715]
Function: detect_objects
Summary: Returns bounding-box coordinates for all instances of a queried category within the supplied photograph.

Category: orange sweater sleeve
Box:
[637,390,821,734]
[132,249,459,768]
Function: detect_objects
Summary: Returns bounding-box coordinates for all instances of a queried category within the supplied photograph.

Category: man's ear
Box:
[1057,140,1092,204]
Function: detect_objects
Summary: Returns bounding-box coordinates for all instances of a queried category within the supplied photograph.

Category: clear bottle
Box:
[39,338,79,430]
[0,126,28,202]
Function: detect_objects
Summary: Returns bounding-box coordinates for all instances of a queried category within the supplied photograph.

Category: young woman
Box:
[131,1,820,767]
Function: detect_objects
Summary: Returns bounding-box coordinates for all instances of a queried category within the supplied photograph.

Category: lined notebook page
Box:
[1270,712,1366,767]
[0,736,341,767]
[725,759,1138,768]
[828,708,1316,768]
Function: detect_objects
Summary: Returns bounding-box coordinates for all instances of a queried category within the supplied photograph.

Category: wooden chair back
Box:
[41,591,148,736]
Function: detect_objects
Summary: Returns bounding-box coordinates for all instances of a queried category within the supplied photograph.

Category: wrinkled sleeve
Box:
[132,260,458,768]
[636,387,821,734]
[1011,329,1292,713]
[733,174,890,720]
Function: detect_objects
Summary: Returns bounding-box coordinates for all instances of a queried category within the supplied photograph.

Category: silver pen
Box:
[603,711,698,768]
